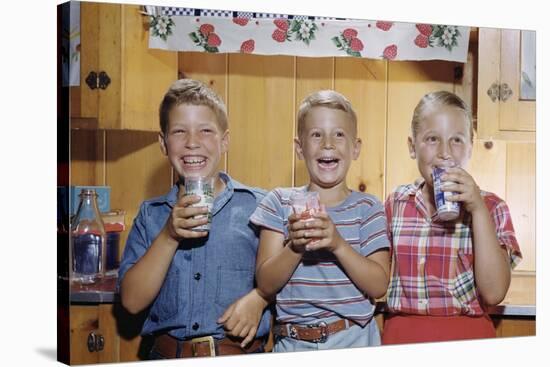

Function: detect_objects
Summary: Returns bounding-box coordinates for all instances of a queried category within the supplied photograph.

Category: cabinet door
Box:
[70,304,120,364]
[477,28,535,141]
[75,3,177,131]
[70,305,99,365]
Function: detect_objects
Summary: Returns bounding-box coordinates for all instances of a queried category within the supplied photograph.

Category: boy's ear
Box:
[294,137,304,160]
[352,137,362,160]
[221,129,230,154]
[159,133,168,156]
[407,136,416,159]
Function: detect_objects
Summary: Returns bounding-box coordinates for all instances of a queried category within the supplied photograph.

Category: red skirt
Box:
[382,314,496,345]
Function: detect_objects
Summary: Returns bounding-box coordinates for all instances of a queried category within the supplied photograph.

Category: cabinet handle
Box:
[87,332,105,352]
[85,71,98,90]
[500,83,513,102]
[84,71,111,90]
[487,83,500,102]
[97,71,111,90]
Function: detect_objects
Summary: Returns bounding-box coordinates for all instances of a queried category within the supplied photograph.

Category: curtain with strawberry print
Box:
[148,6,470,62]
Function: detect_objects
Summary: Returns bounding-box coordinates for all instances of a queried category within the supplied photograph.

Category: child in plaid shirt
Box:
[382,91,522,344]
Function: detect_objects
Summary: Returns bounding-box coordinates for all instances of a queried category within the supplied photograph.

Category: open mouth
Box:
[182,155,207,169]
[317,156,340,170]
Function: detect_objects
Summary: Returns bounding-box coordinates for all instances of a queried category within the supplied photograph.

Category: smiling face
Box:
[159,103,228,180]
[295,106,361,190]
[408,106,473,188]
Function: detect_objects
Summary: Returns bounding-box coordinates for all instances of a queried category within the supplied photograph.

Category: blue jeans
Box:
[273,319,380,352]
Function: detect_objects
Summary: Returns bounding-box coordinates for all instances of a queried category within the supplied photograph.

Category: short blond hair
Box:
[159,79,228,134]
[411,91,474,142]
[297,90,357,138]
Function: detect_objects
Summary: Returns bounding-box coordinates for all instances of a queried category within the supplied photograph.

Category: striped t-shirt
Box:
[250,186,390,326]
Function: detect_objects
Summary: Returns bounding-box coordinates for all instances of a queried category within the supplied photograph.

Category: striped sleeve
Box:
[250,188,287,236]
[359,195,390,257]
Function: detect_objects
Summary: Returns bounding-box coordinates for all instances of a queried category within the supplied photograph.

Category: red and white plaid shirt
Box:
[385,182,522,316]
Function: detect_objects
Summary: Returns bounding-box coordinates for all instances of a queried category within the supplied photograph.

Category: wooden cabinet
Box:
[70,304,119,365]
[71,2,177,131]
[477,28,535,141]
[70,303,148,364]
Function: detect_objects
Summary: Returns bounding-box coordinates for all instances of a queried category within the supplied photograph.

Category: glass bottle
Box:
[71,189,106,284]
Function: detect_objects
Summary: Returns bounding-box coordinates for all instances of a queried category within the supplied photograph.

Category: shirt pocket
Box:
[150,267,180,322]
[214,267,254,311]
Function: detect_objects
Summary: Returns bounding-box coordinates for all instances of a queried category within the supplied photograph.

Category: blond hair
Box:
[411,91,474,142]
[297,90,357,138]
[159,79,228,134]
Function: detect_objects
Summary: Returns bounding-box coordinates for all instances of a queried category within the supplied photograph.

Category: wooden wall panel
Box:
[294,57,335,187]
[227,54,295,189]
[121,5,178,131]
[335,58,387,199]
[70,129,104,186]
[385,61,459,195]
[78,2,99,119]
[179,52,228,173]
[506,142,536,271]
[97,4,122,129]
[98,304,119,363]
[70,305,99,365]
[468,139,507,199]
[105,131,173,255]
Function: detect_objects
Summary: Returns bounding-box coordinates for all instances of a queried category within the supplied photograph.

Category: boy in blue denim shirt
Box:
[118,79,271,359]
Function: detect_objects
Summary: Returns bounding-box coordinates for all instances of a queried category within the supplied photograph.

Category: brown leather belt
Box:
[152,334,265,358]
[273,319,350,343]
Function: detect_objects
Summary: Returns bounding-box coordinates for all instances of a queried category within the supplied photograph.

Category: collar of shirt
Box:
[393,180,433,221]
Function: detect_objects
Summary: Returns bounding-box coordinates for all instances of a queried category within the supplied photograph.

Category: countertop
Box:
[69,275,536,317]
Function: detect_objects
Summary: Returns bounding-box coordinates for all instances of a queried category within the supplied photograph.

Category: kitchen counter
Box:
[70,275,535,317]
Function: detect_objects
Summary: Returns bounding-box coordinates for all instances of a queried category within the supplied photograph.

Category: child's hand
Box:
[287,213,312,254]
[217,289,267,348]
[164,195,209,240]
[442,167,485,214]
[293,210,346,253]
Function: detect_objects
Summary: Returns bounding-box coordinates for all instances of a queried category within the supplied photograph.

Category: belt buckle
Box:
[310,321,328,343]
[190,336,216,357]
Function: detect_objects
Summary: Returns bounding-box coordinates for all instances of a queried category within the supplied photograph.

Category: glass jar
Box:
[71,189,106,284]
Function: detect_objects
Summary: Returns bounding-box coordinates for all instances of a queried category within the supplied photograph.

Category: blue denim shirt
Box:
[118,172,271,340]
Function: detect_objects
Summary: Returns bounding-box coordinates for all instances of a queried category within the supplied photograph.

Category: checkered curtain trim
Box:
[160,6,337,20]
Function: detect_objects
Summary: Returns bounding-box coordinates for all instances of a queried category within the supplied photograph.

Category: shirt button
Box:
[192,322,199,330]
[419,257,426,264]
[194,272,201,280]
[418,299,428,305]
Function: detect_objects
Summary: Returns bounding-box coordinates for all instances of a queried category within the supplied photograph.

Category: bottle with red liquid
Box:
[71,189,106,284]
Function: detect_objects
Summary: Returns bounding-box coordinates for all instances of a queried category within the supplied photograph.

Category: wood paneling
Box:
[121,5,178,131]
[506,142,536,271]
[227,54,295,189]
[70,305,99,365]
[70,129,104,186]
[493,317,536,338]
[105,130,172,255]
[468,139,506,199]
[503,272,535,305]
[78,2,99,119]
[385,60,458,195]
[98,304,119,363]
[335,58,387,199]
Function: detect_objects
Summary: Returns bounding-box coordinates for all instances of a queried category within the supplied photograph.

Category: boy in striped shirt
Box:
[250,90,390,352]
